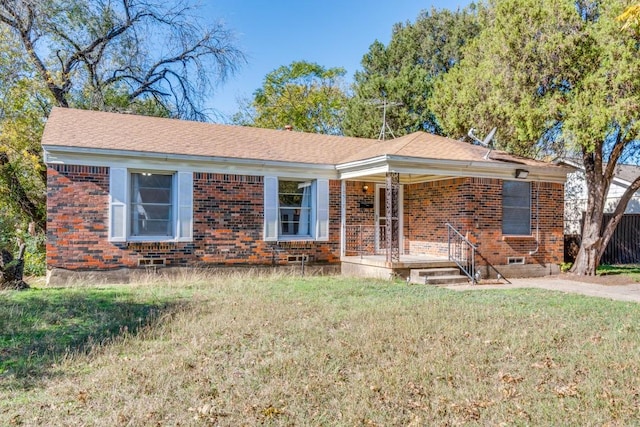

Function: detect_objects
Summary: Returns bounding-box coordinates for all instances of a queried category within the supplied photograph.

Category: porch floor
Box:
[341,254,458,280]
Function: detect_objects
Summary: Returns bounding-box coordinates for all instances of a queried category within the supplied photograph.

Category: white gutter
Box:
[43,145,339,180]
[337,154,571,183]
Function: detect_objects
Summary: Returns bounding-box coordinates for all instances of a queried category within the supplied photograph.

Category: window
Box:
[502,181,531,235]
[279,180,312,236]
[264,176,329,241]
[131,173,173,236]
[109,168,193,242]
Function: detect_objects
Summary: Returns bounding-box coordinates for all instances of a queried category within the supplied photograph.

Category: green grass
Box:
[598,264,640,279]
[2,273,640,425]
[0,284,186,389]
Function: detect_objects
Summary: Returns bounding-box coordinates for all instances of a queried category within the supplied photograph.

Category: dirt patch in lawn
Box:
[556,272,640,286]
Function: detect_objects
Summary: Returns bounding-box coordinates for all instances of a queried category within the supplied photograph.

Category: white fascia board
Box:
[339,165,390,180]
[43,145,339,180]
[337,155,570,183]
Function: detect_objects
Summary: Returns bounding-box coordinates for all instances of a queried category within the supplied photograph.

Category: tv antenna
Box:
[468,127,497,160]
[368,98,402,140]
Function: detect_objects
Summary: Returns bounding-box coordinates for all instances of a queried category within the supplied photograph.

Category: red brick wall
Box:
[344,181,377,255]
[405,178,564,267]
[47,166,564,271]
[47,165,341,270]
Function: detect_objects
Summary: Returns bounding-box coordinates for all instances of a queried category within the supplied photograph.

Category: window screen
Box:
[502,181,531,235]
[278,180,312,236]
[130,173,173,236]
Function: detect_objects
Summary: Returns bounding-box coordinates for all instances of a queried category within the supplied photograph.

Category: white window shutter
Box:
[315,179,329,241]
[264,176,278,241]
[109,167,127,242]
[176,172,193,241]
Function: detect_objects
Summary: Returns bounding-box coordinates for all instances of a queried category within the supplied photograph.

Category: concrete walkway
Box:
[445,277,640,303]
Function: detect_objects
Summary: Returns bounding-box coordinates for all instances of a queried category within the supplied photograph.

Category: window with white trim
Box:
[279,180,312,237]
[108,168,193,242]
[502,181,531,235]
[264,176,329,242]
[131,173,173,236]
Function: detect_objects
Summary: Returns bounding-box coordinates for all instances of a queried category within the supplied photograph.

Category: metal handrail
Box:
[344,225,379,258]
[446,223,477,285]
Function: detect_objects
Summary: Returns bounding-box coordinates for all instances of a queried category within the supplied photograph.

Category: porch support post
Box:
[385,172,400,264]
[340,180,346,258]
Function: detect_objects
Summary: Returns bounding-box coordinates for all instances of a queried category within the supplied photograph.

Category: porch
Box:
[341,253,465,282]
[341,222,474,284]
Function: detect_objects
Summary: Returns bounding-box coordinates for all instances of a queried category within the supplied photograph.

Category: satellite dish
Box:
[467,127,497,160]
[483,127,497,147]
[468,127,496,147]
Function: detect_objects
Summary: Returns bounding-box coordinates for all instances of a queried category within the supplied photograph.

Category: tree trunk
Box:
[571,205,608,276]
[0,244,29,290]
[571,237,602,276]
[0,151,46,232]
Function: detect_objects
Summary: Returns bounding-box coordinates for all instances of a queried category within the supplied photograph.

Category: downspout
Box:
[529,181,540,256]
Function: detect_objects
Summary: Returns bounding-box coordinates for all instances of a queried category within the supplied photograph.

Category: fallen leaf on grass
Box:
[554,383,579,398]
[76,390,88,405]
[589,334,602,344]
[500,372,524,384]
[531,357,556,369]
[502,387,521,399]
[262,406,285,418]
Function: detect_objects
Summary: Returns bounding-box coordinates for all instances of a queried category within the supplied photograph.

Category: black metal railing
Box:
[344,225,386,257]
[446,223,477,284]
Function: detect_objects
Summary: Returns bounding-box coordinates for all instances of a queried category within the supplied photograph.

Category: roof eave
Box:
[43,145,338,179]
[337,155,571,183]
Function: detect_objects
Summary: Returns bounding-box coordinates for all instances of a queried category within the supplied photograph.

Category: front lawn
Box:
[2,273,639,425]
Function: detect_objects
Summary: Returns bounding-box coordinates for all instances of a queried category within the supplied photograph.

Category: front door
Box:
[375,184,403,254]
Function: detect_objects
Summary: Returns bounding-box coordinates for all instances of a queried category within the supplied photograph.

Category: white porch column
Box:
[385,172,400,263]
[340,180,346,258]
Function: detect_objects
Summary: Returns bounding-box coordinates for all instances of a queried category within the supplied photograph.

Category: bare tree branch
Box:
[0,0,245,119]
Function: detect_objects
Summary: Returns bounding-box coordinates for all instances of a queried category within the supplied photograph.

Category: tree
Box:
[434,0,640,275]
[235,61,347,135]
[0,0,244,120]
[0,25,48,232]
[343,5,482,139]
[0,0,245,232]
[618,4,640,33]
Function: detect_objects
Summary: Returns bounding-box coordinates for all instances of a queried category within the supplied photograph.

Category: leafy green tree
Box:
[618,4,640,32]
[0,26,48,233]
[0,0,244,234]
[434,0,640,275]
[344,5,482,139]
[235,61,347,135]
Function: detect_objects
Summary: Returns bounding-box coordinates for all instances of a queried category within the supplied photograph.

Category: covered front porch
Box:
[338,170,477,283]
[334,139,567,281]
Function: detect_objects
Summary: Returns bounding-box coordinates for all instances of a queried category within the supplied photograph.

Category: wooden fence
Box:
[600,214,640,265]
[565,214,640,265]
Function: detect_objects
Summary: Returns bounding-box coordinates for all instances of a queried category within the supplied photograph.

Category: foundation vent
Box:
[138,258,167,267]
[507,257,525,265]
[287,254,309,263]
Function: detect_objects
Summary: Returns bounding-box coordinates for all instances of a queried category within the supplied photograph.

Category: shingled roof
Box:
[42,108,372,165]
[41,107,555,170]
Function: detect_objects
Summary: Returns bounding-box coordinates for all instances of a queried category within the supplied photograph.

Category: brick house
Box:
[42,108,571,283]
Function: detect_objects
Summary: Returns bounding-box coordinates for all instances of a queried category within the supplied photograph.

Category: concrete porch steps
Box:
[409,267,470,285]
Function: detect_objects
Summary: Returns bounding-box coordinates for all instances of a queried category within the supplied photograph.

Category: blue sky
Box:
[201,1,472,122]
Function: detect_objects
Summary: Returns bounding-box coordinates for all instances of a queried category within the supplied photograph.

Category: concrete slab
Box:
[443,276,640,303]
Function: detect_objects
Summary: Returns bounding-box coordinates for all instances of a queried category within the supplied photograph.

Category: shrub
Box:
[21,232,46,276]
